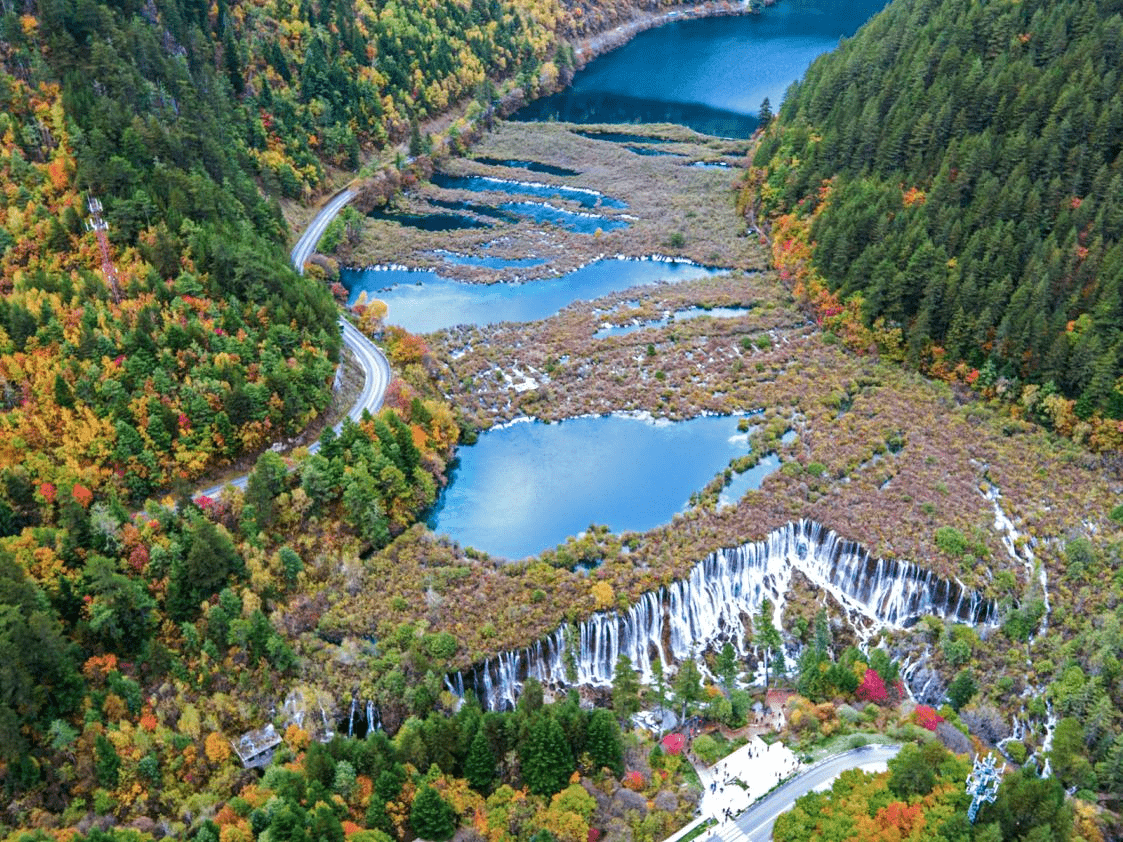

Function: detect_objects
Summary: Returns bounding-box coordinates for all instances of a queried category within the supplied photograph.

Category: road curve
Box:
[290,187,357,272]
[721,744,901,842]
[198,186,389,498]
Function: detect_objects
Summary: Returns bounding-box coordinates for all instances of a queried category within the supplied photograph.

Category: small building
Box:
[231,723,282,770]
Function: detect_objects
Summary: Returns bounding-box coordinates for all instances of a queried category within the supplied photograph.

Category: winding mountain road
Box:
[725,744,901,842]
[199,186,389,498]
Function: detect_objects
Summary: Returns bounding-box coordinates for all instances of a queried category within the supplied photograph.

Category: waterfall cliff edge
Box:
[446,519,995,710]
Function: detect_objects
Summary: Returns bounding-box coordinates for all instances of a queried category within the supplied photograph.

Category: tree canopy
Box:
[752,0,1123,442]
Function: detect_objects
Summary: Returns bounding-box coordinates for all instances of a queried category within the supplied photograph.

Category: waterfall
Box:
[452,520,996,710]
[982,481,1048,635]
[340,698,382,738]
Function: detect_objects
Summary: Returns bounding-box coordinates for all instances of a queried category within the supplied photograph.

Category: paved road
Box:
[703,744,901,842]
[198,186,389,498]
[289,187,357,272]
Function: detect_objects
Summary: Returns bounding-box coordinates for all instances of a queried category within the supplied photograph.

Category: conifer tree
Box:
[520,713,575,796]
[411,784,456,841]
[611,655,641,724]
[673,658,704,720]
[464,728,497,793]
[754,600,783,687]
[586,709,623,776]
[650,659,670,733]
[715,642,739,692]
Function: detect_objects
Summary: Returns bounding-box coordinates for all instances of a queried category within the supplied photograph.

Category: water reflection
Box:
[429,414,757,559]
[343,258,724,333]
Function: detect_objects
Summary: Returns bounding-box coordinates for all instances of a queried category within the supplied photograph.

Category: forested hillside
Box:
[751,0,1123,443]
[0,0,716,510]
[0,0,346,506]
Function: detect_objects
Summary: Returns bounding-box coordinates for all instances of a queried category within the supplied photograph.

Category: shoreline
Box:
[569,0,774,71]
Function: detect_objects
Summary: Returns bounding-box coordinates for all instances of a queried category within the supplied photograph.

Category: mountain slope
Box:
[752,0,1123,437]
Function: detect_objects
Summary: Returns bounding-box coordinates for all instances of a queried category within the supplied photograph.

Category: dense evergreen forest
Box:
[752,0,1123,440]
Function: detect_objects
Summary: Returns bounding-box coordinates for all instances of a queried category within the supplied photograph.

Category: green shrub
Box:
[693,734,723,765]
[934,526,969,557]
[1004,740,1027,764]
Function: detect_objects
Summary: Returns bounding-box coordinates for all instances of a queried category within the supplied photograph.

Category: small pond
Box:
[595,305,750,338]
[365,209,490,231]
[472,158,580,176]
[432,173,626,209]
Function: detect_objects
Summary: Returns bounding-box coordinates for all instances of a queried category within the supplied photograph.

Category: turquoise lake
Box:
[343,258,724,333]
[427,414,759,560]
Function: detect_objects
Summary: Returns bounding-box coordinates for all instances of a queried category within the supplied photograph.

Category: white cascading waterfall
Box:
[450,520,996,710]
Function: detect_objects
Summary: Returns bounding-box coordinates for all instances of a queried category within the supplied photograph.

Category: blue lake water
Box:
[595,306,750,338]
[718,453,781,508]
[428,414,754,559]
[472,158,579,176]
[428,197,519,223]
[515,0,889,137]
[432,173,627,209]
[436,251,549,270]
[343,258,723,333]
[497,201,629,233]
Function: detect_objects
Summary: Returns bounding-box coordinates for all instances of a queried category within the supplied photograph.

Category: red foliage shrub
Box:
[661,733,685,755]
[622,770,646,791]
[128,544,150,573]
[913,705,944,731]
[875,801,922,836]
[856,668,889,704]
[71,484,93,507]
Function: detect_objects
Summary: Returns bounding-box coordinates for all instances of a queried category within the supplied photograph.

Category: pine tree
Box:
[754,600,783,687]
[464,728,496,793]
[715,642,739,692]
[673,657,704,720]
[167,517,244,621]
[95,733,120,787]
[520,713,575,796]
[585,709,623,776]
[813,611,831,656]
[758,97,773,128]
[650,659,669,734]
[611,655,641,724]
[410,784,456,841]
